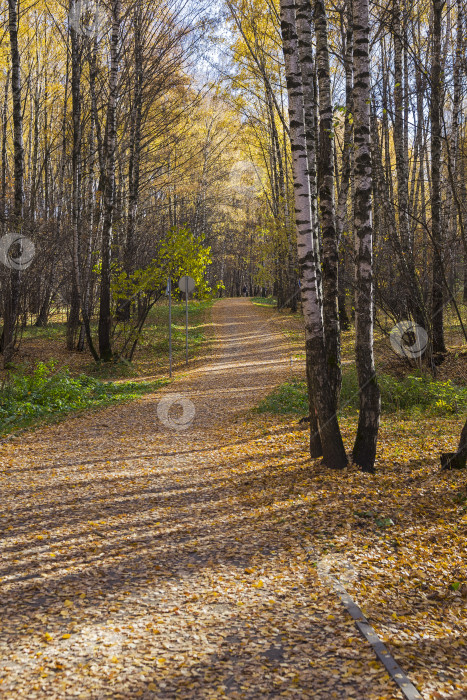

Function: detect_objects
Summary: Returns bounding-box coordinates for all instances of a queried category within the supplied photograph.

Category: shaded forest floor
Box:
[0,301,214,438]
[1,300,214,382]
[0,298,466,699]
[250,296,467,387]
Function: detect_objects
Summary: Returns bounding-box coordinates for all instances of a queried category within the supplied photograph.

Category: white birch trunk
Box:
[280,0,347,468]
[352,0,381,472]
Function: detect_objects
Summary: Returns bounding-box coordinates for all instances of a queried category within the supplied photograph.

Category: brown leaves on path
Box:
[0,299,464,699]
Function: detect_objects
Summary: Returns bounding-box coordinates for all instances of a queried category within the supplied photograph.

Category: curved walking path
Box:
[0,299,400,699]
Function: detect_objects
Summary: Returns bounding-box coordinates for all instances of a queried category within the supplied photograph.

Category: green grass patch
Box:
[21,322,65,342]
[141,299,212,360]
[256,377,309,415]
[0,361,167,437]
[256,368,467,417]
[250,296,277,307]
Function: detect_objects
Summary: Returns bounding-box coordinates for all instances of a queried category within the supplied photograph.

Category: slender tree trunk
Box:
[336,1,353,332]
[393,4,410,307]
[280,0,348,469]
[3,0,24,366]
[295,0,319,293]
[451,0,465,299]
[314,0,341,408]
[118,1,143,322]
[67,4,82,352]
[457,420,467,461]
[98,0,121,361]
[392,2,427,328]
[431,0,446,354]
[441,418,467,469]
[0,71,9,234]
[352,0,381,472]
[295,0,323,456]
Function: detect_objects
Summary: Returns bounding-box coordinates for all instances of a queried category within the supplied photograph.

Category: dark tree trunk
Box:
[336,1,353,333]
[67,6,82,352]
[352,0,381,472]
[118,0,143,322]
[98,0,121,361]
[441,418,467,469]
[295,0,323,456]
[314,0,341,409]
[431,0,446,355]
[3,0,24,367]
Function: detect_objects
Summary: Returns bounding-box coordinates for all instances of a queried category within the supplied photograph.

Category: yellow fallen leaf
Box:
[61,633,71,639]
[63,600,73,608]
[148,683,157,691]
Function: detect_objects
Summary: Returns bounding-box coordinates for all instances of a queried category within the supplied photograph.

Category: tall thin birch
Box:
[314,0,341,408]
[352,0,380,472]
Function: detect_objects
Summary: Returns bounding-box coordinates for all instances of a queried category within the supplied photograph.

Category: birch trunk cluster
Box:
[279,0,380,469]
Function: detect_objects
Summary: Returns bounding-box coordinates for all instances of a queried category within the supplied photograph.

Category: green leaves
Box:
[375,517,394,529]
[0,362,167,436]
[111,225,215,304]
[259,369,467,417]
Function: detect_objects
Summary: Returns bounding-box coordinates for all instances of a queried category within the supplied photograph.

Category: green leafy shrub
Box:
[255,377,309,415]
[250,297,277,307]
[0,361,166,436]
[256,368,467,417]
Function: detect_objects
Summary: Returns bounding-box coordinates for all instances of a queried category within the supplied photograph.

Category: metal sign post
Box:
[168,277,172,377]
[185,277,189,365]
[178,276,195,367]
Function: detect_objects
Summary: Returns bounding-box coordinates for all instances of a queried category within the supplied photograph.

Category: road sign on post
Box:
[178,276,195,365]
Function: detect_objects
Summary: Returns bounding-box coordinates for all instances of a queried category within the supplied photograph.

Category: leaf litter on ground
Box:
[0,298,465,699]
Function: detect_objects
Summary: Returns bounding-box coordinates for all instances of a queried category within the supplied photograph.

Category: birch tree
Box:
[314,0,341,408]
[351,0,380,472]
[280,0,347,469]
